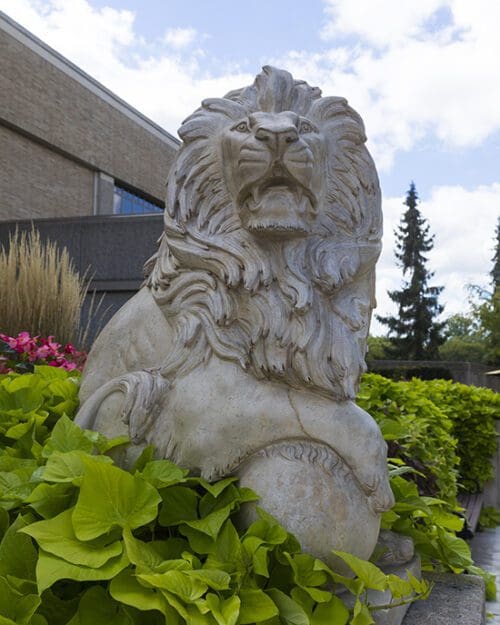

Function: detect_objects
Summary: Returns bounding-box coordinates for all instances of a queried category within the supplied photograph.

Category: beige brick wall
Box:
[0,124,94,220]
[0,23,177,204]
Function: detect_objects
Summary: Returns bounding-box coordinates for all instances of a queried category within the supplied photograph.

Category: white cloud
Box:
[164,27,197,49]
[2,0,137,74]
[0,0,252,135]
[321,0,448,47]
[372,183,500,335]
[277,0,500,169]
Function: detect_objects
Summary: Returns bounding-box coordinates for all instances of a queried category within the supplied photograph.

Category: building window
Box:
[113,185,163,215]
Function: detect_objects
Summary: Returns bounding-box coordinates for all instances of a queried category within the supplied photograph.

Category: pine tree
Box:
[491,217,500,290]
[378,182,446,359]
[480,216,500,365]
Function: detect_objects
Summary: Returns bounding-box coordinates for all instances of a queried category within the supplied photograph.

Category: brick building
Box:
[0,11,181,340]
[0,10,179,221]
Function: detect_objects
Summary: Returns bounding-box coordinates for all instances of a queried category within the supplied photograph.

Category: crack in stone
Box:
[287,388,312,439]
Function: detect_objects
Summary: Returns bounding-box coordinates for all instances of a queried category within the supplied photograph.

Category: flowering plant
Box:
[0,331,86,374]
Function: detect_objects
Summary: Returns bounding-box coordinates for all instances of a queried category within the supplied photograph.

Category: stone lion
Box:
[77,66,393,565]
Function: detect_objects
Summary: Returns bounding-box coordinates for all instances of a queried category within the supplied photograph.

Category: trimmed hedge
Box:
[358,374,500,498]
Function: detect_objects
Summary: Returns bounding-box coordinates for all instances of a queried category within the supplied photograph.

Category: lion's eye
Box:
[299,121,314,134]
[234,121,250,133]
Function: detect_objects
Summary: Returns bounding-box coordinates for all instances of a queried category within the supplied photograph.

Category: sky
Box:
[1,0,499,335]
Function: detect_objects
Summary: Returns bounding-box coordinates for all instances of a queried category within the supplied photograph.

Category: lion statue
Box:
[77,66,394,565]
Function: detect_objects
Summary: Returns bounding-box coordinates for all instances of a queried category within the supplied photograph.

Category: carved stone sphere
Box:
[236,440,380,568]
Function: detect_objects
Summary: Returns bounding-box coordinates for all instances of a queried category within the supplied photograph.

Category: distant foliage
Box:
[366,336,392,360]
[477,286,500,366]
[440,220,500,366]
[0,228,92,347]
[377,183,446,359]
[492,217,500,290]
[440,295,499,366]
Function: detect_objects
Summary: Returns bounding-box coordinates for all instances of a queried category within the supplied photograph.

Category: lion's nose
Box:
[255,126,298,154]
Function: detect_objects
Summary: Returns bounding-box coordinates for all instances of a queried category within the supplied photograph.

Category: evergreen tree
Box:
[480,216,500,365]
[491,217,500,289]
[378,182,446,359]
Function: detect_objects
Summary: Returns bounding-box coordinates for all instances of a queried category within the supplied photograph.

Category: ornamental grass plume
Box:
[0,227,92,346]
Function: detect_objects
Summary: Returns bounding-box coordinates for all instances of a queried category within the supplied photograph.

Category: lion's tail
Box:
[75,370,170,444]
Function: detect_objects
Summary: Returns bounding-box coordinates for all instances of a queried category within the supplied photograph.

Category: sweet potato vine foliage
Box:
[0,366,429,625]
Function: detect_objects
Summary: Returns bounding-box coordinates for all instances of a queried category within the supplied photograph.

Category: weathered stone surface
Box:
[76,66,393,566]
[403,573,485,625]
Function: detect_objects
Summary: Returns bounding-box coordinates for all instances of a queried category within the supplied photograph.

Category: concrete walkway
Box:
[471,526,500,624]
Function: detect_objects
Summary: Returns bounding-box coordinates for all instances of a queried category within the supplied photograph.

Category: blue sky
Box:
[2,0,499,334]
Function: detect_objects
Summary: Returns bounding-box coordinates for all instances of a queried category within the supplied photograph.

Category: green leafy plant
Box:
[357,374,459,500]
[423,380,500,493]
[0,367,428,625]
[381,466,496,600]
[357,374,498,599]
[478,507,500,529]
[2,366,497,621]
[358,374,500,497]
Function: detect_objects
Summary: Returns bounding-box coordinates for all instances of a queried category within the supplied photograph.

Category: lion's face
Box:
[146,65,382,400]
[220,110,325,238]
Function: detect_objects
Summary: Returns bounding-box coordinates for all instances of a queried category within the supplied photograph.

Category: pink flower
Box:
[1,334,19,351]
[15,331,37,353]
[33,345,51,360]
[0,331,87,373]
[40,336,61,356]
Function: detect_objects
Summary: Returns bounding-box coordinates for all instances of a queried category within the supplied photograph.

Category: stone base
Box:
[371,556,421,625]
[403,573,486,625]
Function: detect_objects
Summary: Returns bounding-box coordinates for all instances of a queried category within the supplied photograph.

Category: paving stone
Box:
[471,527,500,625]
[403,573,485,625]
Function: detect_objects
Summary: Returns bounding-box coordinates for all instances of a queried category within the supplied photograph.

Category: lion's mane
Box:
[144,66,382,400]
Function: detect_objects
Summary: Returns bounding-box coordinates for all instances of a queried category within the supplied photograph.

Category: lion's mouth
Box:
[238,176,317,237]
[239,176,316,210]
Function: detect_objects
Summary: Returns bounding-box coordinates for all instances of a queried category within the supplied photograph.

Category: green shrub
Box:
[381,466,496,599]
[358,374,500,497]
[423,380,500,493]
[357,374,459,501]
[0,367,428,625]
[357,374,498,599]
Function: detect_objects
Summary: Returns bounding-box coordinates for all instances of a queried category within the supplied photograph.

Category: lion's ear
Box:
[201,98,246,118]
[178,99,246,143]
[310,97,366,143]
